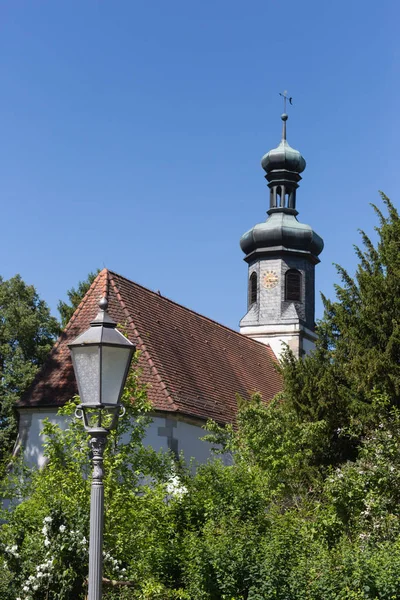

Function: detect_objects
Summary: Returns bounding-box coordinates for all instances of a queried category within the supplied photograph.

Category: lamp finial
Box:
[99,297,108,311]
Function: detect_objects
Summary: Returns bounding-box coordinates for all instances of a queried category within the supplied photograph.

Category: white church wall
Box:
[240,321,317,359]
[18,409,69,469]
[240,323,300,358]
[17,410,216,470]
[261,333,299,359]
[175,419,214,465]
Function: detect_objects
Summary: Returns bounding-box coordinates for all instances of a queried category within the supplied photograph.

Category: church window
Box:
[285,269,301,301]
[249,272,257,306]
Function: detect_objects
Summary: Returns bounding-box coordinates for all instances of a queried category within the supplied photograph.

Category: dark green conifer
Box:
[280,193,400,464]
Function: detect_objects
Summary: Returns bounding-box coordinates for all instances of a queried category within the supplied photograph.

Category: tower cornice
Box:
[243,247,321,266]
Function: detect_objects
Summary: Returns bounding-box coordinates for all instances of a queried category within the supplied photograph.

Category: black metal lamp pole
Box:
[69,298,135,600]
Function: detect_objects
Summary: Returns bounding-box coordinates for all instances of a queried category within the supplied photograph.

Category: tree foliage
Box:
[0,269,100,466]
[279,192,400,465]
[57,269,99,329]
[0,275,59,464]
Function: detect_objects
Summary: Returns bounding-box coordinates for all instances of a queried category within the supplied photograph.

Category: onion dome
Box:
[240,211,324,259]
[261,114,306,175]
[240,111,323,263]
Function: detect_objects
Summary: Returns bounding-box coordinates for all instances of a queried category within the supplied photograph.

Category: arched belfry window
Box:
[249,272,257,306]
[285,269,301,302]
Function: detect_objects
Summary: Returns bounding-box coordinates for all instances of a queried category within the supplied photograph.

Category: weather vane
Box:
[279,90,293,113]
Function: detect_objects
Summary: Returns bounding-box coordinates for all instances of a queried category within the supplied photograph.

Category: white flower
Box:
[33,585,39,591]
[42,526,48,535]
[22,586,29,592]
[166,475,188,499]
[5,544,20,558]
[59,525,66,533]
[44,538,51,547]
[43,516,52,523]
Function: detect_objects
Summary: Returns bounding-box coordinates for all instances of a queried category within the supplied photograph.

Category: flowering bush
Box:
[166,474,188,501]
[0,355,181,599]
[4,387,400,598]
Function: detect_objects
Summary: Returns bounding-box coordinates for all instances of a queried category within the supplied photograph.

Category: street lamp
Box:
[68,298,135,600]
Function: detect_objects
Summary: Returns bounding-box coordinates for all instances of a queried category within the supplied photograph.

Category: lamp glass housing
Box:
[101,345,133,405]
[68,298,135,411]
[72,345,101,405]
[70,343,134,407]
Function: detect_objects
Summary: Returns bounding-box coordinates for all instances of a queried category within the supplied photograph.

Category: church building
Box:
[16,110,323,468]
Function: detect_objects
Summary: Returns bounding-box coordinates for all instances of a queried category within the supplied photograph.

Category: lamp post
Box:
[68,298,135,600]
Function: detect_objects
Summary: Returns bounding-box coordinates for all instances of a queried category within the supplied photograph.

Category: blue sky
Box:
[0,1,398,330]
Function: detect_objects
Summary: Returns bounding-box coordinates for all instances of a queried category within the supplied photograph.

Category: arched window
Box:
[249,272,257,306]
[285,269,301,302]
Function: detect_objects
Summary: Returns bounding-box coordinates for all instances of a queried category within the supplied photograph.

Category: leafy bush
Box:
[1,355,180,599]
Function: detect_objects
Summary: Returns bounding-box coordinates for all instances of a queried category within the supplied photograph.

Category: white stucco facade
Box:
[17,409,216,470]
[240,322,317,359]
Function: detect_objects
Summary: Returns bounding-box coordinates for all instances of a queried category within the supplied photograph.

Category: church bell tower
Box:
[239,109,323,358]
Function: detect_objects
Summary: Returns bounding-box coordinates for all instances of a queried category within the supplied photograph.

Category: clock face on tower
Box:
[262,270,279,289]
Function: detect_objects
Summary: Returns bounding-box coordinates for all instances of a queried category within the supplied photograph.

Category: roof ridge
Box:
[108,272,178,412]
[44,269,108,356]
[107,269,274,353]
[61,268,108,334]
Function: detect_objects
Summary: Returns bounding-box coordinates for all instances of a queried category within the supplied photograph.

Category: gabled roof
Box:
[18,269,281,424]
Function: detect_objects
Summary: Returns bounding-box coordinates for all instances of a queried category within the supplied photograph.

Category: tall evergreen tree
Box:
[57,270,99,328]
[0,275,59,463]
[279,193,400,465]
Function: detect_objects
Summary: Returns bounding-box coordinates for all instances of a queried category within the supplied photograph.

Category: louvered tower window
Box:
[249,272,257,306]
[285,269,301,302]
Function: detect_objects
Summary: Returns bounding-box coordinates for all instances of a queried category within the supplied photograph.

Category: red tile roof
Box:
[18,269,282,424]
